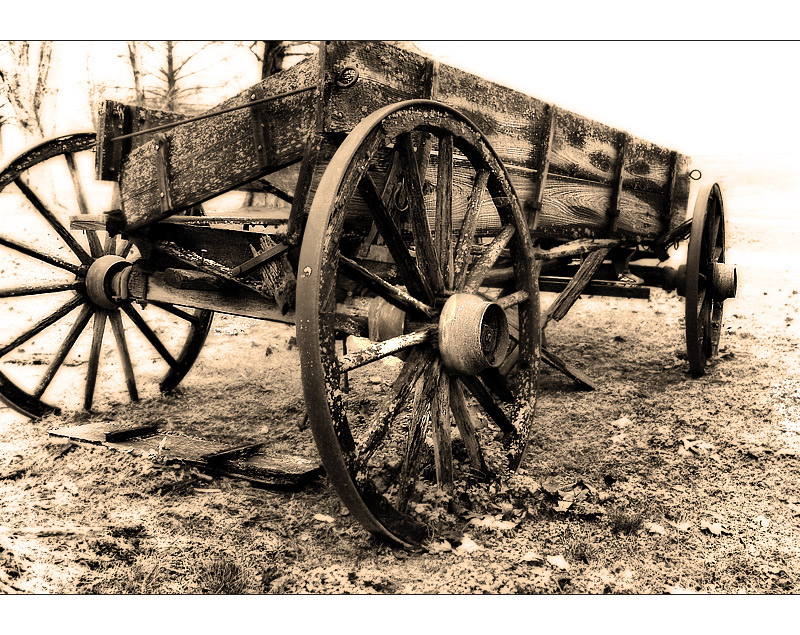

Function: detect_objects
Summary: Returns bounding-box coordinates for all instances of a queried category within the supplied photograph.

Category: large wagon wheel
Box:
[0,133,212,418]
[297,101,540,547]
[685,183,736,377]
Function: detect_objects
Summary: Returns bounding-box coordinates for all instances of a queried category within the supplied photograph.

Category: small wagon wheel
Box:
[685,183,736,377]
[0,133,212,418]
[297,101,540,547]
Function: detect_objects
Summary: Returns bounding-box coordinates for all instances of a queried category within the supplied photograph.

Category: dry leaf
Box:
[546,554,570,570]
[313,513,335,523]
[646,523,666,535]
[667,520,692,532]
[467,515,517,531]
[521,551,544,564]
[456,536,483,554]
[700,519,730,536]
[428,540,452,553]
[554,499,573,512]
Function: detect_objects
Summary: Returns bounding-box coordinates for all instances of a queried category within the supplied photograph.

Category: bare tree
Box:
[0,41,54,140]
[248,41,318,80]
[136,41,236,113]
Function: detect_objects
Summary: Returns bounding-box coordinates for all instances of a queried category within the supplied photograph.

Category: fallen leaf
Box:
[541,479,562,496]
[646,523,666,535]
[313,514,335,523]
[456,536,483,554]
[611,417,633,428]
[700,519,730,536]
[546,554,570,570]
[667,520,692,532]
[754,515,771,528]
[521,551,544,564]
[553,499,573,513]
[428,540,452,553]
[467,515,517,531]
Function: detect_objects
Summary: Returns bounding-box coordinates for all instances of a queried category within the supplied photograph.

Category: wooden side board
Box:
[115,55,320,230]
[109,41,692,242]
[321,41,692,239]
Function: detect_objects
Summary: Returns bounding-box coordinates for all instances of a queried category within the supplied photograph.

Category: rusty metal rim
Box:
[685,183,725,377]
[296,100,539,547]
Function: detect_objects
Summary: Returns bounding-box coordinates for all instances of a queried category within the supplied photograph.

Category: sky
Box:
[415,41,800,162]
[3,40,798,194]
[12,40,799,165]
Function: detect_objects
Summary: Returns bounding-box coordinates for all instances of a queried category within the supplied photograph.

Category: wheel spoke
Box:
[449,377,489,474]
[431,362,454,493]
[415,131,435,181]
[84,310,107,410]
[13,177,93,266]
[108,311,139,402]
[121,305,177,368]
[397,134,444,293]
[118,239,134,259]
[64,152,103,258]
[496,289,529,311]
[357,173,433,303]
[150,301,200,324]
[0,280,82,299]
[354,347,429,470]
[338,255,435,319]
[0,294,84,358]
[0,234,83,275]
[33,303,94,398]
[104,233,117,256]
[458,374,515,436]
[479,367,515,403]
[463,224,516,293]
[340,325,436,373]
[398,357,438,511]
[453,169,490,289]
[435,134,454,290]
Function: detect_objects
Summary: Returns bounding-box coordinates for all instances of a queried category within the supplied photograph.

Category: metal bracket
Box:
[247,86,271,170]
[230,243,288,277]
[154,133,174,214]
[421,59,440,100]
[608,133,629,236]
[528,105,557,229]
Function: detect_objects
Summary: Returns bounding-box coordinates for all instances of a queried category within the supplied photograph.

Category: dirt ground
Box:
[1,152,799,595]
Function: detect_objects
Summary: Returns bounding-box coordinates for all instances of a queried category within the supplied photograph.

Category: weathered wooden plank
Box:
[321,41,692,237]
[118,55,319,230]
[96,102,188,181]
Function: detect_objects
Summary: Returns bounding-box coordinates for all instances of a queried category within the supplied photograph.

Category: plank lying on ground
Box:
[48,423,323,489]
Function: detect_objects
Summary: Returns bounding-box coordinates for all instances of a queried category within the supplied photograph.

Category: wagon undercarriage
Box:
[0,42,737,548]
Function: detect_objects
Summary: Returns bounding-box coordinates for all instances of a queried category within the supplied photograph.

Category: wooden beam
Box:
[117,55,319,230]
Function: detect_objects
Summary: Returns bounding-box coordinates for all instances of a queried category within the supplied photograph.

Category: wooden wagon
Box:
[0,41,737,547]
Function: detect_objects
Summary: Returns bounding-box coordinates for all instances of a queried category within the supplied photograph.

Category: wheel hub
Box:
[438,293,509,375]
[85,255,132,309]
[711,262,737,300]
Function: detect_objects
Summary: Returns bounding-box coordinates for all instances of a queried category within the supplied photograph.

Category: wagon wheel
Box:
[685,183,736,377]
[297,101,540,547]
[0,132,213,419]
